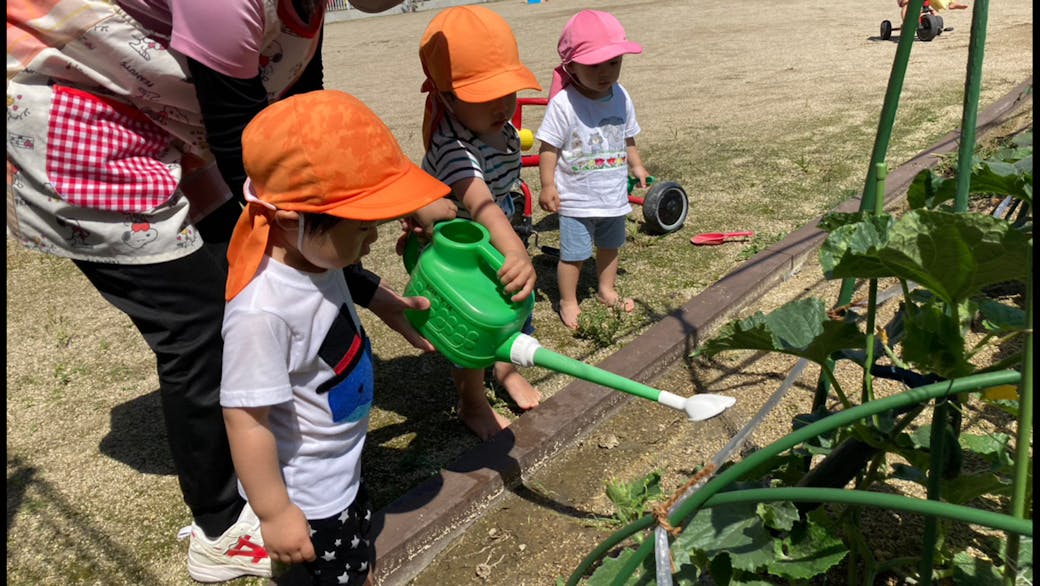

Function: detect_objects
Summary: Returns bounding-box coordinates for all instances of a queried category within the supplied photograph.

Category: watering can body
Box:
[402,220,736,422]
[403,219,534,369]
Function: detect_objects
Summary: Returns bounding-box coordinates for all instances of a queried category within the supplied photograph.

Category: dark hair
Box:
[302,212,344,236]
[292,0,324,21]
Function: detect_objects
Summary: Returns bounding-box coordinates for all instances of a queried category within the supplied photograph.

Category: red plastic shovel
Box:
[690,231,755,246]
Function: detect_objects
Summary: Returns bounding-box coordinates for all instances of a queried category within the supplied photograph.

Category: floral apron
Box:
[6,0,319,263]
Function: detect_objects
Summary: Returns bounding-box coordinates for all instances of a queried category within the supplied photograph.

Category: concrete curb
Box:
[370,78,1033,585]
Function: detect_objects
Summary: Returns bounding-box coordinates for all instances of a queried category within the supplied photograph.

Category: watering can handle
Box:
[402,220,506,276]
[403,231,422,274]
[476,236,505,271]
[627,175,655,194]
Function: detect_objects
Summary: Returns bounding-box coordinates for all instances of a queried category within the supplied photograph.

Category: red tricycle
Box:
[880,0,953,42]
[508,97,689,250]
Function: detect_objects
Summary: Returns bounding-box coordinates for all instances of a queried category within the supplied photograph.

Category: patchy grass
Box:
[6,1,1033,583]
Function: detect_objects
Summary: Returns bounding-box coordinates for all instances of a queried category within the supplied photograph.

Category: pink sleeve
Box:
[169,0,266,79]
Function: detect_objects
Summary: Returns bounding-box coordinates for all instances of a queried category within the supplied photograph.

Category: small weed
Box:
[52,363,73,386]
[50,315,73,348]
[604,470,664,529]
[575,300,627,348]
[794,154,813,174]
[51,363,88,389]
[736,231,787,262]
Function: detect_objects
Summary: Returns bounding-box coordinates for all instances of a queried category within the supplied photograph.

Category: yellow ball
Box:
[518,128,534,151]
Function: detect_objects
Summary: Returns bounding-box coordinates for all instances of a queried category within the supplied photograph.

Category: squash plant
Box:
[573,132,1032,585]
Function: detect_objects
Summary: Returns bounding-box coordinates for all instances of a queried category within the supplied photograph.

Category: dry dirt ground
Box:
[5,0,1033,585]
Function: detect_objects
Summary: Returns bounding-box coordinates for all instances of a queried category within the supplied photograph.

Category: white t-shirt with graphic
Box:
[221,257,372,520]
[536,83,640,218]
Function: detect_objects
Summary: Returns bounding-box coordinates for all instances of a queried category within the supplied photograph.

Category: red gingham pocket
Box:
[46,85,178,213]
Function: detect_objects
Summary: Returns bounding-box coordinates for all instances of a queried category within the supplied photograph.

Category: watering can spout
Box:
[498,333,736,422]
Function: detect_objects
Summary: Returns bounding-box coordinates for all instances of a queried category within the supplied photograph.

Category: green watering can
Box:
[403,219,735,422]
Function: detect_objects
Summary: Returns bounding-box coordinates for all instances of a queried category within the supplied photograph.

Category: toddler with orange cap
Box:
[415,5,543,440]
[537,9,650,330]
[220,90,450,585]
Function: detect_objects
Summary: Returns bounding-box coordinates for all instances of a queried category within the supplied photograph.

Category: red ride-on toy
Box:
[880,0,953,42]
[508,97,689,249]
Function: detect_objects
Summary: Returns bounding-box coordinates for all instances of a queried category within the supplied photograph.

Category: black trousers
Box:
[73,201,245,538]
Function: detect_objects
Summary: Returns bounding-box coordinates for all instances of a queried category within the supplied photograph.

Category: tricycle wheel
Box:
[641,181,688,235]
[917,14,940,41]
[880,20,892,40]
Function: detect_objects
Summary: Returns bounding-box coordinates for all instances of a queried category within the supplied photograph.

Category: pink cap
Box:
[557,10,642,66]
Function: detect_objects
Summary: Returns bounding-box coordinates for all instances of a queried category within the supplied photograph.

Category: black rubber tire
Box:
[880,20,893,40]
[917,14,940,41]
[641,181,689,235]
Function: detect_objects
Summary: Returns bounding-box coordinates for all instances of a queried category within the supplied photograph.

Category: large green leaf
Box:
[765,510,848,580]
[675,502,776,573]
[698,298,865,364]
[941,471,1012,504]
[970,160,1032,205]
[906,150,1032,209]
[900,299,971,378]
[958,432,1014,470]
[757,500,800,532]
[976,298,1027,335]
[818,214,894,279]
[821,210,1029,304]
[877,210,1028,305]
[906,168,958,210]
[951,551,1005,586]
[1011,537,1033,583]
[585,549,650,586]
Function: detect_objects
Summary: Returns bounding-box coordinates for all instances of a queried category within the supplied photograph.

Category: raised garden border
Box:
[368,78,1034,586]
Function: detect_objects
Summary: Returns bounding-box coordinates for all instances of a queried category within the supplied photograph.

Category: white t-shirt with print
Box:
[536,83,640,218]
[221,257,372,520]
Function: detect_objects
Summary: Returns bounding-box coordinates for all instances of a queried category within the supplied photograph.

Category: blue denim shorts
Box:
[558,215,627,262]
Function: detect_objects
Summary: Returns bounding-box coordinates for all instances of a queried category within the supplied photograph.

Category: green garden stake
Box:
[404,219,736,421]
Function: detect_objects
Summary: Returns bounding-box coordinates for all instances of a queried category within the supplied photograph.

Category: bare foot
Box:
[596,292,635,313]
[457,400,511,440]
[493,362,541,410]
[557,300,580,329]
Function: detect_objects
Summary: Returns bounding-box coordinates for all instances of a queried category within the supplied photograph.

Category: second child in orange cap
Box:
[415,5,543,440]
[221,90,449,585]
[537,10,648,330]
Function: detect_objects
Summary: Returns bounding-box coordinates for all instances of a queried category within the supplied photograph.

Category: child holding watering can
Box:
[536,9,649,330]
[220,90,451,585]
[414,5,543,440]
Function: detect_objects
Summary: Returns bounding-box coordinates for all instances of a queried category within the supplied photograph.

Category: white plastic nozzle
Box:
[659,391,736,421]
[508,333,542,367]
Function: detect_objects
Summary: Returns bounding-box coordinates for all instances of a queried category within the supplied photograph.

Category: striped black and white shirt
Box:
[421,114,522,219]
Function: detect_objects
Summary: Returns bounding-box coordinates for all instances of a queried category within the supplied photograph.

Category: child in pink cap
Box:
[536,10,650,329]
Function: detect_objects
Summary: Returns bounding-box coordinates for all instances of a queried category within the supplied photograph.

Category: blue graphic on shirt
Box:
[316,305,374,423]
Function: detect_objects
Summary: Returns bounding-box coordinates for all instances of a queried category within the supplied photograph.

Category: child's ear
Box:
[273,209,301,231]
